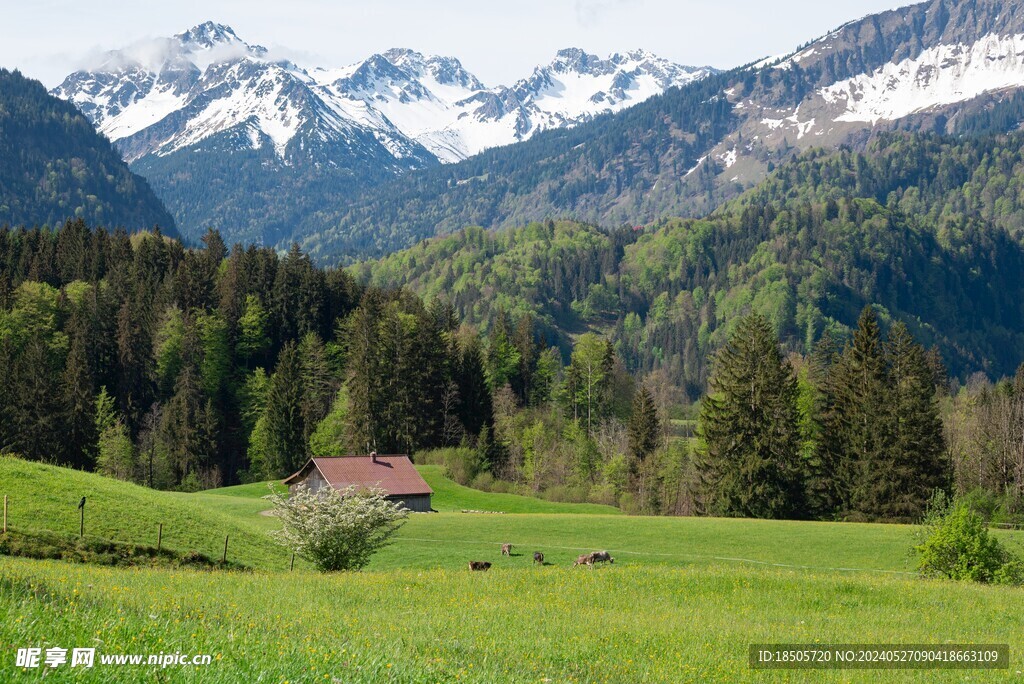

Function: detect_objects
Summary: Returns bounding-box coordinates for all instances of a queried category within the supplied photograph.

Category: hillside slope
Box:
[354,132,1024,391]
[0,70,176,235]
[305,0,1024,263]
[0,457,287,567]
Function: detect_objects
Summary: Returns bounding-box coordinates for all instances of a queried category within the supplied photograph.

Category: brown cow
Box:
[533,551,544,565]
[468,561,492,571]
[590,550,614,565]
[572,553,594,567]
[501,543,513,556]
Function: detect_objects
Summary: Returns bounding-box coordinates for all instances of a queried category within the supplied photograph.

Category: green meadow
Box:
[2,457,1024,682]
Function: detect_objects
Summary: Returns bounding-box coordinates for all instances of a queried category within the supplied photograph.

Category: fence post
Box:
[157,523,163,552]
[222,535,229,564]
[3,495,7,534]
[290,552,295,571]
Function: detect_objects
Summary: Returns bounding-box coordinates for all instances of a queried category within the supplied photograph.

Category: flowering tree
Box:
[265,484,409,571]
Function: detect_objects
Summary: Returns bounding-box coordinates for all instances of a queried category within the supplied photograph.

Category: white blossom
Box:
[265,483,409,571]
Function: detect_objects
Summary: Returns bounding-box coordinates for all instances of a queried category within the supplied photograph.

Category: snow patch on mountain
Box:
[53,24,717,166]
[821,33,1024,123]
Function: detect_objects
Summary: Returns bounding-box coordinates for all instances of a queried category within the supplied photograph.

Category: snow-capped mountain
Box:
[681,0,1024,197]
[53,23,433,168]
[54,23,715,165]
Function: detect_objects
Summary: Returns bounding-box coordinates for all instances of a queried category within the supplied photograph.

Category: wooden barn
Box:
[283,453,433,512]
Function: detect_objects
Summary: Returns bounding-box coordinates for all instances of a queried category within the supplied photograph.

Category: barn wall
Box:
[391,495,432,512]
[290,469,328,495]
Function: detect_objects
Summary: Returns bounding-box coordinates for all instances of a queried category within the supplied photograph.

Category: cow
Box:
[573,553,594,567]
[501,543,513,556]
[590,550,614,565]
[468,561,492,571]
[533,551,544,565]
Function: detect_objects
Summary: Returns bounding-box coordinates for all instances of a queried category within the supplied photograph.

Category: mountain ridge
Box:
[0,68,176,235]
[293,0,1024,263]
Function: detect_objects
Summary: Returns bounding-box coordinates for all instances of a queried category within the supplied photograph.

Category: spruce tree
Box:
[697,314,805,519]
[160,324,215,483]
[883,322,949,521]
[345,297,383,453]
[628,384,661,465]
[804,331,841,518]
[299,332,334,452]
[824,306,892,520]
[62,311,97,469]
[264,340,306,477]
[456,336,494,441]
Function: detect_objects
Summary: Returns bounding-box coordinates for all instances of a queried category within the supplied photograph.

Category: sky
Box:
[3,0,910,88]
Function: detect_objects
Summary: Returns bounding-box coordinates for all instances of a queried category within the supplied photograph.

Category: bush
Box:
[470,472,495,491]
[914,492,1023,585]
[265,484,409,572]
[587,483,618,506]
[541,485,588,504]
[416,448,481,485]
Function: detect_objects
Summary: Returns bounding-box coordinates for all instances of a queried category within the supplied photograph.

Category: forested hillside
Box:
[0,70,176,235]
[355,132,1024,397]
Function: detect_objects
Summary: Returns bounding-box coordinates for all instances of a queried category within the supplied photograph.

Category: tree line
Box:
[697,308,948,522]
[0,220,656,496]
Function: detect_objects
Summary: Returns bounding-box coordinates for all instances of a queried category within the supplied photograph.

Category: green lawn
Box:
[2,556,1022,682]
[3,457,1024,681]
[5,457,1024,575]
[0,457,291,569]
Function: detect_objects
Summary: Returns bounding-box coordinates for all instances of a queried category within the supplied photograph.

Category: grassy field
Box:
[2,556,1023,682]
[0,457,291,569]
[3,458,1024,681]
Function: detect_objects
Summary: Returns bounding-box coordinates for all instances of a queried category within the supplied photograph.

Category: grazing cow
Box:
[501,543,513,556]
[573,553,594,567]
[590,550,614,565]
[468,561,492,571]
[533,551,544,565]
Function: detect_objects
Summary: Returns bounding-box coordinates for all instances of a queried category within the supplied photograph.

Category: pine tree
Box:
[264,341,306,477]
[95,386,136,481]
[628,384,661,464]
[882,322,949,521]
[456,336,494,443]
[160,323,216,483]
[299,332,333,452]
[697,314,805,519]
[824,306,892,520]
[62,310,97,469]
[11,337,63,462]
[804,331,841,518]
[345,297,383,453]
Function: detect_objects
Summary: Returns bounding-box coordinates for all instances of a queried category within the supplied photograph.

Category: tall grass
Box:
[2,557,1022,682]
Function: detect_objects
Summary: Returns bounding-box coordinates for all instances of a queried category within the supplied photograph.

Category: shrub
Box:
[265,484,409,572]
[416,448,481,485]
[914,492,1022,585]
[587,483,618,506]
[471,472,495,491]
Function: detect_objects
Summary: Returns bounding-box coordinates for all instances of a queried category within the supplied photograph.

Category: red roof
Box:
[284,455,432,497]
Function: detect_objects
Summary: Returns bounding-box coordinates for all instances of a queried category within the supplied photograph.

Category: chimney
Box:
[370,451,378,463]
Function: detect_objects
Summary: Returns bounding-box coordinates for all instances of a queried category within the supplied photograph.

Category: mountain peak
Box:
[382,47,425,66]
[552,47,601,70]
[175,22,242,48]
